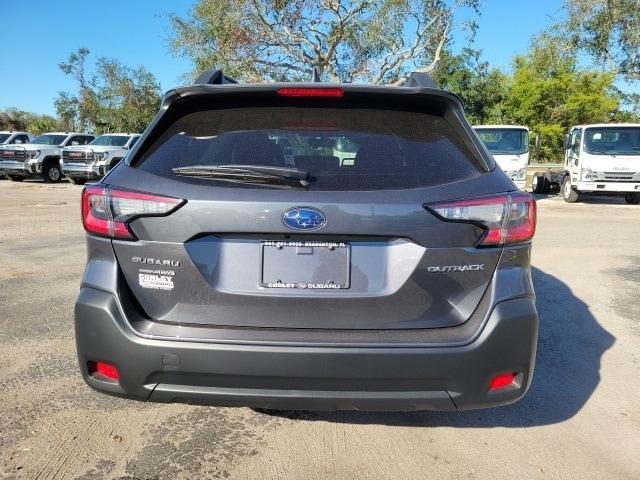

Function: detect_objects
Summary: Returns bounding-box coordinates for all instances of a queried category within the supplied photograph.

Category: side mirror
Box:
[14,139,23,144]
[71,141,80,146]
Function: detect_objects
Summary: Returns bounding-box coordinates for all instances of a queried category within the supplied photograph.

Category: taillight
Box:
[427,192,536,246]
[81,185,184,240]
[277,87,344,98]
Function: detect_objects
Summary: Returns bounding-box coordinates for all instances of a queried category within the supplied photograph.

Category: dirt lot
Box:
[0,179,639,480]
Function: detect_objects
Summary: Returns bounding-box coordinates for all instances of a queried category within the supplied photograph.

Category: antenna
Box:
[405,72,436,88]
[195,69,238,85]
[311,66,322,83]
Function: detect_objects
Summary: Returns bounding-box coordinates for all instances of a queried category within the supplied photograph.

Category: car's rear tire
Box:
[43,162,62,183]
[624,193,640,204]
[68,176,86,185]
[6,174,24,182]
[562,176,579,203]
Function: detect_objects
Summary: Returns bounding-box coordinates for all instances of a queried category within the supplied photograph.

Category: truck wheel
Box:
[624,193,640,205]
[43,162,62,183]
[562,177,579,203]
[532,174,550,194]
[68,177,86,185]
[6,174,24,182]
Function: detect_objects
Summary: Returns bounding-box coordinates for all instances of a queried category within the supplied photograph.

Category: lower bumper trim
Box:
[149,384,455,411]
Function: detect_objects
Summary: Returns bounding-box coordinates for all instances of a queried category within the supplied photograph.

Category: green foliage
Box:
[503,33,620,162]
[169,0,480,84]
[432,48,507,124]
[0,108,60,135]
[565,0,640,80]
[55,48,162,134]
[433,33,632,162]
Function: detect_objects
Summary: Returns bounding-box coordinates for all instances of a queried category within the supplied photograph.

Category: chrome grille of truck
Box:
[0,149,26,161]
[601,171,638,182]
[63,150,93,164]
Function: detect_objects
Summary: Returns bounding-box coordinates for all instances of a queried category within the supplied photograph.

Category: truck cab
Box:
[473,125,529,189]
[562,124,640,204]
[0,132,95,182]
[0,131,33,145]
[62,133,140,184]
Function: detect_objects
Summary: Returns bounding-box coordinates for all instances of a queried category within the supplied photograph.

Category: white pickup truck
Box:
[0,131,33,178]
[0,132,95,182]
[61,133,140,184]
[0,131,33,146]
[473,125,529,189]
[561,124,640,204]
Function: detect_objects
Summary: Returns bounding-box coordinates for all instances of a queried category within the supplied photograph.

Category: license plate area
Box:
[260,241,351,289]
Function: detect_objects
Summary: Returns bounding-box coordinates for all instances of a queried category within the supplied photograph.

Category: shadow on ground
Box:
[534,193,631,205]
[257,267,615,427]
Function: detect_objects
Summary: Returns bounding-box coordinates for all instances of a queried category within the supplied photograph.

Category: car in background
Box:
[473,125,529,189]
[0,132,94,182]
[75,70,538,412]
[62,133,140,184]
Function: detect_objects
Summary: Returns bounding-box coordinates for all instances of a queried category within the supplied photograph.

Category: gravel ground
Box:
[0,180,638,480]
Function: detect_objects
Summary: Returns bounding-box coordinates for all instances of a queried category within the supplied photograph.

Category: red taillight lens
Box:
[427,192,536,246]
[88,361,119,381]
[488,372,516,391]
[81,186,184,240]
[277,87,344,98]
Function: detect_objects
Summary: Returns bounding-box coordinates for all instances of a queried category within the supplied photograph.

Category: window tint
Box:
[32,134,67,145]
[584,127,640,155]
[475,129,528,155]
[0,134,11,143]
[136,107,483,191]
[90,135,129,147]
[128,136,140,148]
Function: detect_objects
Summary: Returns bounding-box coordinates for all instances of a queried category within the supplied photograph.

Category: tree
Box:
[565,0,640,80]
[169,0,480,84]
[55,48,162,133]
[0,108,60,135]
[502,32,620,162]
[431,48,507,123]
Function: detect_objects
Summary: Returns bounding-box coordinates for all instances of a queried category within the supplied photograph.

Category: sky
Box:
[1,0,567,116]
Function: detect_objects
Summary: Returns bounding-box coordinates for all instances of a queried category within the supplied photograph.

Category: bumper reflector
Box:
[488,372,516,391]
[88,361,120,381]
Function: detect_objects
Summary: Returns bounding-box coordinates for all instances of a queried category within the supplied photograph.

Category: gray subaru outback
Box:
[75,71,538,411]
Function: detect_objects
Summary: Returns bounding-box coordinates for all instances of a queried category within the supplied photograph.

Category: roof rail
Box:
[195,69,238,85]
[405,72,436,88]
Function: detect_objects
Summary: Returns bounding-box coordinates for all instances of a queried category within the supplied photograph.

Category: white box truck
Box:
[560,124,640,204]
[473,125,529,190]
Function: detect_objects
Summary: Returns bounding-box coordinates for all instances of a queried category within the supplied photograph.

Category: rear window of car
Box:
[135,106,484,191]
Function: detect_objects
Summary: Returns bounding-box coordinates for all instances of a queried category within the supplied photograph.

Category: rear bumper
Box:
[576,181,640,193]
[75,287,538,411]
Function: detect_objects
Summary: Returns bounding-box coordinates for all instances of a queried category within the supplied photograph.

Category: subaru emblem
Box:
[282,207,326,231]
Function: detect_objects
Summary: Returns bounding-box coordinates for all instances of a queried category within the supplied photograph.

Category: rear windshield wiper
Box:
[172,165,310,188]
